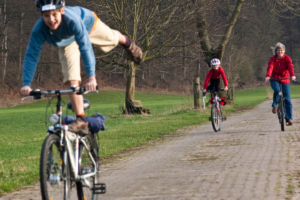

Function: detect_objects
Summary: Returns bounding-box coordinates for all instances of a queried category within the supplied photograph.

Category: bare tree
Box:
[2,0,8,84]
[89,0,196,111]
[265,0,300,17]
[17,12,24,83]
[191,0,244,67]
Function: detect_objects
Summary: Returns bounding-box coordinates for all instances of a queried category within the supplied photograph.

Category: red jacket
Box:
[266,54,295,84]
[203,67,228,89]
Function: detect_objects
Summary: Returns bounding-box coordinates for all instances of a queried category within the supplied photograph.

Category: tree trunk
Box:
[2,0,8,84]
[125,62,137,113]
[193,77,201,109]
[17,12,24,83]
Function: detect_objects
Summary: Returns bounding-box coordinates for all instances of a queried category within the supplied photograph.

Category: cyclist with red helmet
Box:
[20,0,143,133]
[203,58,229,95]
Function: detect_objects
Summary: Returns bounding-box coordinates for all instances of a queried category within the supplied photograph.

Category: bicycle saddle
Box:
[67,99,90,111]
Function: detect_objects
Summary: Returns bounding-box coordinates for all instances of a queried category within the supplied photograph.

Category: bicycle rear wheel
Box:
[40,134,74,200]
[77,134,100,200]
[211,104,220,132]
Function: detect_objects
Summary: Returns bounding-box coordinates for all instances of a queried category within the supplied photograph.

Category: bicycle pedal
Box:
[93,183,106,194]
[222,116,227,121]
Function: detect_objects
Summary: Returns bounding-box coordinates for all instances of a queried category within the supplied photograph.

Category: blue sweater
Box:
[23,6,96,86]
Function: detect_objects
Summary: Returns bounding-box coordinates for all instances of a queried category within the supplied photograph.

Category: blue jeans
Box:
[271,81,292,120]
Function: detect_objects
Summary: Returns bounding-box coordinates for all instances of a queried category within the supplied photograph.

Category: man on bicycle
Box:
[203,58,229,96]
[265,42,295,126]
[20,0,143,133]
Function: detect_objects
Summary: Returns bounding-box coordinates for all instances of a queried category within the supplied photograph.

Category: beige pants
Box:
[59,18,119,83]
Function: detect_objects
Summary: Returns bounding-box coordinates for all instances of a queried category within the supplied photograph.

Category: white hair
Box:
[275,42,285,51]
[271,43,285,55]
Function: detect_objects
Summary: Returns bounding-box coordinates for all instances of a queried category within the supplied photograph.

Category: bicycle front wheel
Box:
[77,134,100,200]
[40,134,73,200]
[278,100,285,131]
[211,104,220,132]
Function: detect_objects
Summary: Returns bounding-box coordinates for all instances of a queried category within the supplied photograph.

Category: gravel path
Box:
[1,100,300,200]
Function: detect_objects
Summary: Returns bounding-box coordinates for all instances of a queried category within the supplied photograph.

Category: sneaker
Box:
[286,119,293,126]
[68,118,89,135]
[126,41,143,64]
[272,107,277,114]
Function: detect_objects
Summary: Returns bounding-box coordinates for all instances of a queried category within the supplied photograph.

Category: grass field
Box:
[0,86,299,195]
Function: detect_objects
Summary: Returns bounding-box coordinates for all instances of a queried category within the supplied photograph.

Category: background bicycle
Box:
[22,86,106,200]
[269,77,295,131]
[204,89,227,132]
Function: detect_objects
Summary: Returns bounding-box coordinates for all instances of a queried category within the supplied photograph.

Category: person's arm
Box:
[71,20,96,78]
[220,68,228,89]
[69,19,97,90]
[203,70,213,91]
[22,25,45,87]
[265,57,274,82]
[286,56,296,80]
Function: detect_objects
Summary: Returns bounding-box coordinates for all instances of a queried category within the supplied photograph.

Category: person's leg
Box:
[65,81,84,118]
[215,78,221,91]
[282,83,292,121]
[59,42,88,133]
[89,18,142,64]
[270,81,280,108]
[208,79,220,91]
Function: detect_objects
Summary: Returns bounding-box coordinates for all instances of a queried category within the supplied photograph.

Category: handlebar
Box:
[22,86,98,100]
[269,77,294,81]
[206,88,225,93]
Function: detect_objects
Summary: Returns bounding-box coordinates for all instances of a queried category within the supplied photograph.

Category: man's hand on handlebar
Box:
[292,76,296,81]
[85,76,98,91]
[224,86,228,91]
[20,86,32,96]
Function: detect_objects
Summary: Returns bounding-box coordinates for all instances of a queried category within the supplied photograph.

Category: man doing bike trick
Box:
[20,0,143,133]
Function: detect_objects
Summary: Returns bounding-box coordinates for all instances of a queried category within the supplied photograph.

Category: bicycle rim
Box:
[77,134,100,200]
[211,105,219,132]
[40,134,77,200]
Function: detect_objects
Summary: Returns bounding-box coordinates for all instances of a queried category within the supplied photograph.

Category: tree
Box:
[265,0,300,17]
[191,0,244,67]
[85,0,196,111]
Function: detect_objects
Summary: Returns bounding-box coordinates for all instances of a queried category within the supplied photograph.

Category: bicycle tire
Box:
[77,134,100,200]
[219,106,222,131]
[279,99,285,131]
[40,134,72,200]
[211,104,219,132]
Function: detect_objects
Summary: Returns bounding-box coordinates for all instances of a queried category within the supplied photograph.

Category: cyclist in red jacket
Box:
[203,58,228,95]
[265,42,296,126]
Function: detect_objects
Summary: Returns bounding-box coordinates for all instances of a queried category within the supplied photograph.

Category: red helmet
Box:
[35,0,65,11]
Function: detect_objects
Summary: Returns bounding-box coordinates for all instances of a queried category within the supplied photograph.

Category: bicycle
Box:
[22,86,106,200]
[269,77,294,131]
[205,89,226,132]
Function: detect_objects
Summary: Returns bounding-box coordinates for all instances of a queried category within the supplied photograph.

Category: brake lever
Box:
[82,90,98,95]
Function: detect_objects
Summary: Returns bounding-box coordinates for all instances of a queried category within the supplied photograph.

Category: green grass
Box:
[0,86,299,195]
[234,87,269,107]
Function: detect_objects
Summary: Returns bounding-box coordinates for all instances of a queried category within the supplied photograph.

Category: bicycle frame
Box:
[22,86,98,187]
[207,89,224,132]
[211,92,221,121]
[269,77,294,131]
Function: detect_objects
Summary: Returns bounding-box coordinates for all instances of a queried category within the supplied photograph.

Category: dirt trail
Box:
[2,100,300,200]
